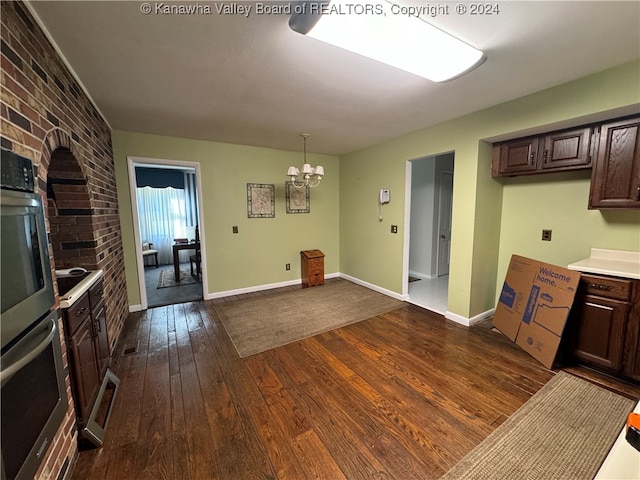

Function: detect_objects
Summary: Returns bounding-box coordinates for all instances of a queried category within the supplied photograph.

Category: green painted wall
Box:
[339,60,640,319]
[497,171,640,295]
[113,131,339,306]
[114,61,639,316]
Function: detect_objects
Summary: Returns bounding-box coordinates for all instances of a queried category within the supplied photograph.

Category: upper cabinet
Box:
[492,115,640,209]
[492,127,594,177]
[588,117,640,209]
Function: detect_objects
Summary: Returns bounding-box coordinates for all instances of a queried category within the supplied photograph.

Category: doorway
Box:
[127,157,205,310]
[406,153,454,314]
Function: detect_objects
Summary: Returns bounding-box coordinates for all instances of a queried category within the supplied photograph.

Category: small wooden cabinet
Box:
[566,273,640,381]
[63,278,109,425]
[588,116,640,209]
[492,126,594,177]
[301,250,324,288]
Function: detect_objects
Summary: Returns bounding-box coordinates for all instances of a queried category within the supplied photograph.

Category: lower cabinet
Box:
[566,273,640,381]
[63,279,110,426]
[68,315,100,423]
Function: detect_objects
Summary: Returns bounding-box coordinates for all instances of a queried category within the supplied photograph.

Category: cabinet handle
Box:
[636,186,640,201]
[530,153,535,164]
[76,307,89,316]
[94,289,103,296]
[95,319,101,333]
[588,283,613,291]
[543,149,548,162]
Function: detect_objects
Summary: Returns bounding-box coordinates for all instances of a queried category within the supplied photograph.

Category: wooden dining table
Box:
[172,241,199,282]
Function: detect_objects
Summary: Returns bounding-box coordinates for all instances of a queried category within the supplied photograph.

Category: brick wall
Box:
[1,1,129,478]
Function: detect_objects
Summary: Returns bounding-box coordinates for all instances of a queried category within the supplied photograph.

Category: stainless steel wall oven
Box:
[1,149,67,480]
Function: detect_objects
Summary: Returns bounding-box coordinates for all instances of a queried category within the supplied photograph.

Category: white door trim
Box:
[127,156,206,310]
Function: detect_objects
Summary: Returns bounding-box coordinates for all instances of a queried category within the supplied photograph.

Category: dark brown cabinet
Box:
[68,316,100,423]
[89,280,109,377]
[566,273,640,381]
[63,279,109,425]
[588,116,640,209]
[492,136,539,176]
[301,250,324,288]
[492,127,593,177]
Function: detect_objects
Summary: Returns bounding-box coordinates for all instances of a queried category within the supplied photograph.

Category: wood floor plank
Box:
[147,307,169,366]
[169,375,191,480]
[179,361,218,479]
[199,302,278,479]
[133,361,173,480]
[283,339,449,478]
[72,288,638,480]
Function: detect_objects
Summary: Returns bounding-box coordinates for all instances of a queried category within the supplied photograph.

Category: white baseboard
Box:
[445,308,495,327]
[204,272,341,300]
[339,273,409,301]
[134,271,404,307]
[131,273,490,329]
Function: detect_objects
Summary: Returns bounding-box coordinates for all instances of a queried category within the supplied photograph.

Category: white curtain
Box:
[136,186,192,265]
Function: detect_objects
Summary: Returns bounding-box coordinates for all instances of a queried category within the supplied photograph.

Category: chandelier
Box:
[287,134,324,188]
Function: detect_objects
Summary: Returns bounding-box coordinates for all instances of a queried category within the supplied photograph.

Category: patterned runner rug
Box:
[441,371,634,479]
[157,268,200,288]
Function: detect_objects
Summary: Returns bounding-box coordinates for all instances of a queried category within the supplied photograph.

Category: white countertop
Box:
[595,400,640,479]
[567,248,640,280]
[58,270,104,308]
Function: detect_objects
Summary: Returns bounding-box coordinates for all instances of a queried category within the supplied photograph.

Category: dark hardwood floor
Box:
[71,291,640,479]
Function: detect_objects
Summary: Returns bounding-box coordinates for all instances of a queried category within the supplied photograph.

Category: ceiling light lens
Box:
[298,0,485,82]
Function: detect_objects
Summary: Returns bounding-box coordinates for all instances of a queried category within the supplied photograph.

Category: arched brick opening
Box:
[44,134,100,271]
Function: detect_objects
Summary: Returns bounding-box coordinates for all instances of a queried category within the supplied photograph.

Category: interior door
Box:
[437,171,453,276]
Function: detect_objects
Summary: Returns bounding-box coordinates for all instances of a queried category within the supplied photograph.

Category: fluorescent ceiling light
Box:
[289,0,486,82]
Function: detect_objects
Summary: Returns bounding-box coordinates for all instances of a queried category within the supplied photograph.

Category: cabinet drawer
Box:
[308,258,324,268]
[307,266,323,277]
[65,293,91,336]
[89,280,104,309]
[580,274,632,301]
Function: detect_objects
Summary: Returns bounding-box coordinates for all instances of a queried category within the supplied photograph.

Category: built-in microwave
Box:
[1,150,55,351]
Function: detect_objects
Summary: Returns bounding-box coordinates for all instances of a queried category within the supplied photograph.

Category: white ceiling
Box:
[27,1,640,155]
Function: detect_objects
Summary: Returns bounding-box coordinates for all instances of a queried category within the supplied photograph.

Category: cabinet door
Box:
[571,295,628,371]
[93,305,110,378]
[589,117,640,209]
[69,320,100,423]
[540,127,592,170]
[494,137,539,176]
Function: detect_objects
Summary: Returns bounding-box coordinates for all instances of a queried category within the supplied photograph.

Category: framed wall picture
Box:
[286,181,310,214]
[247,183,275,218]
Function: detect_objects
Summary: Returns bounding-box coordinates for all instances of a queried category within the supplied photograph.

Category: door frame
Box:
[127,156,207,311]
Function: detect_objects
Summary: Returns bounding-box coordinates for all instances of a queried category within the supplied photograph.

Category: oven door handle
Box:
[0,318,56,384]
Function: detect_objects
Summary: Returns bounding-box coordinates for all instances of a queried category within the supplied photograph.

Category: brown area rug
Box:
[441,371,634,480]
[215,279,406,357]
[157,268,200,288]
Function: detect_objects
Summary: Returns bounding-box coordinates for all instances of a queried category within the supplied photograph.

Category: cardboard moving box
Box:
[493,255,580,368]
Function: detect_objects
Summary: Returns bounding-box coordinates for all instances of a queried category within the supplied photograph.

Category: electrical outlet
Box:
[542,229,552,241]
[286,263,290,271]
[232,226,238,234]
[391,225,398,234]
